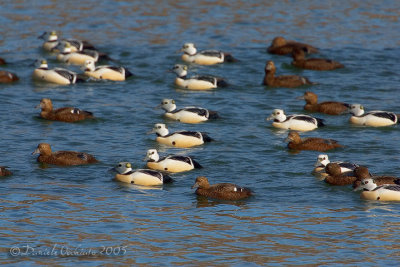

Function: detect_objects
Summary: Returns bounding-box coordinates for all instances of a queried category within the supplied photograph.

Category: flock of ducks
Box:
[1,33,399,201]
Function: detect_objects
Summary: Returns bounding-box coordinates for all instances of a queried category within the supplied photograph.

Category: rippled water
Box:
[1,0,400,265]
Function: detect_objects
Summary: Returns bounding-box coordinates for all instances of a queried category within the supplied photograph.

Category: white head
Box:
[36,59,48,69]
[148,123,169,137]
[358,178,378,191]
[145,149,160,162]
[266,109,286,122]
[171,64,188,77]
[350,104,365,116]
[61,42,72,53]
[160,99,177,112]
[45,31,58,41]
[181,43,197,56]
[113,162,132,174]
[83,59,96,72]
[315,154,330,167]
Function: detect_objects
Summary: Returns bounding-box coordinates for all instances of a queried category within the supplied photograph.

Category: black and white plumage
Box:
[112,162,173,186]
[180,43,237,65]
[349,104,398,127]
[313,154,359,177]
[82,60,133,81]
[145,149,202,173]
[171,64,228,90]
[33,59,85,85]
[357,178,400,201]
[266,108,325,131]
[159,98,219,123]
[39,31,96,52]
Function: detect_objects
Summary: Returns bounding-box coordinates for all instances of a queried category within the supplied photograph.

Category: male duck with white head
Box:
[266,108,325,131]
[112,162,173,186]
[159,98,219,123]
[349,104,398,127]
[180,43,236,65]
[144,149,202,173]
[82,60,133,81]
[33,59,85,85]
[148,123,213,148]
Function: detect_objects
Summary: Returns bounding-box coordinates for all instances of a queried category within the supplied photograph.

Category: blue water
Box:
[1,0,400,265]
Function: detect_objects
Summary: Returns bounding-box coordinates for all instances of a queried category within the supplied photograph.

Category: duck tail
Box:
[162,173,174,184]
[201,132,214,142]
[125,68,134,79]
[208,110,220,120]
[192,159,203,169]
[217,78,229,88]
[316,118,325,127]
[75,74,87,83]
[223,53,238,63]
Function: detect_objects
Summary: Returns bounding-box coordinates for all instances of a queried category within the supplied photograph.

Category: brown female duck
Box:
[291,47,344,71]
[267,36,318,55]
[286,131,343,152]
[0,166,12,176]
[32,143,98,166]
[297,91,350,115]
[352,166,400,190]
[36,98,94,123]
[192,176,252,201]
[0,70,19,83]
[324,163,357,186]
[263,61,315,87]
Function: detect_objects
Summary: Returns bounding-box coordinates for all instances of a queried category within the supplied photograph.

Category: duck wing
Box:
[53,68,76,83]
[200,50,223,58]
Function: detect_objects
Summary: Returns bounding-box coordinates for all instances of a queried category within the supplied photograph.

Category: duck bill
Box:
[38,32,47,40]
[32,148,40,155]
[266,115,273,121]
[191,182,199,189]
[296,95,305,100]
[146,129,156,135]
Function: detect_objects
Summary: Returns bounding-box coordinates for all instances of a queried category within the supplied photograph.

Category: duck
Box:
[144,149,202,173]
[297,91,350,115]
[267,36,319,55]
[352,166,400,190]
[170,64,228,90]
[356,178,400,201]
[349,104,398,127]
[32,143,98,166]
[313,154,359,177]
[82,59,133,81]
[192,176,252,201]
[158,98,219,123]
[57,42,99,66]
[286,131,343,152]
[147,123,213,148]
[38,31,96,52]
[263,61,315,88]
[291,47,344,71]
[36,98,94,123]
[0,70,19,83]
[323,163,357,186]
[180,43,236,65]
[266,108,325,131]
[33,59,85,85]
[0,166,12,176]
[112,161,173,186]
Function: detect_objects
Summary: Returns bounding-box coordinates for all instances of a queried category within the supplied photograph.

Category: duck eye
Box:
[151,151,154,154]
[118,164,122,167]
[157,126,161,129]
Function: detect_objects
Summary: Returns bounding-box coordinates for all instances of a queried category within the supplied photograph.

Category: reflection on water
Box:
[1,0,400,265]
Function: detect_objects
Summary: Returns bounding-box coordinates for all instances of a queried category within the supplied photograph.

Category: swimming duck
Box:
[159,98,219,123]
[36,98,94,123]
[291,47,344,71]
[356,178,400,201]
[144,149,202,173]
[0,166,12,176]
[286,131,343,152]
[192,176,252,201]
[148,123,213,148]
[324,163,357,186]
[352,166,400,190]
[180,43,236,65]
[266,108,325,131]
[82,60,133,81]
[32,143,98,166]
[57,42,99,65]
[171,64,228,90]
[33,59,85,85]
[297,91,350,115]
[267,36,319,55]
[38,31,96,52]
[0,70,19,83]
[349,104,398,127]
[313,154,359,177]
[263,60,315,87]
[112,161,173,186]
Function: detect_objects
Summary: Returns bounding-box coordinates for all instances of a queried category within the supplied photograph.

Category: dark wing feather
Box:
[168,155,192,165]
[339,162,358,170]
[53,68,76,83]
[138,169,163,181]
[291,115,317,124]
[368,112,397,122]
[182,107,208,117]
[191,75,217,84]
[383,185,400,191]
[175,131,202,139]
[200,50,223,58]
